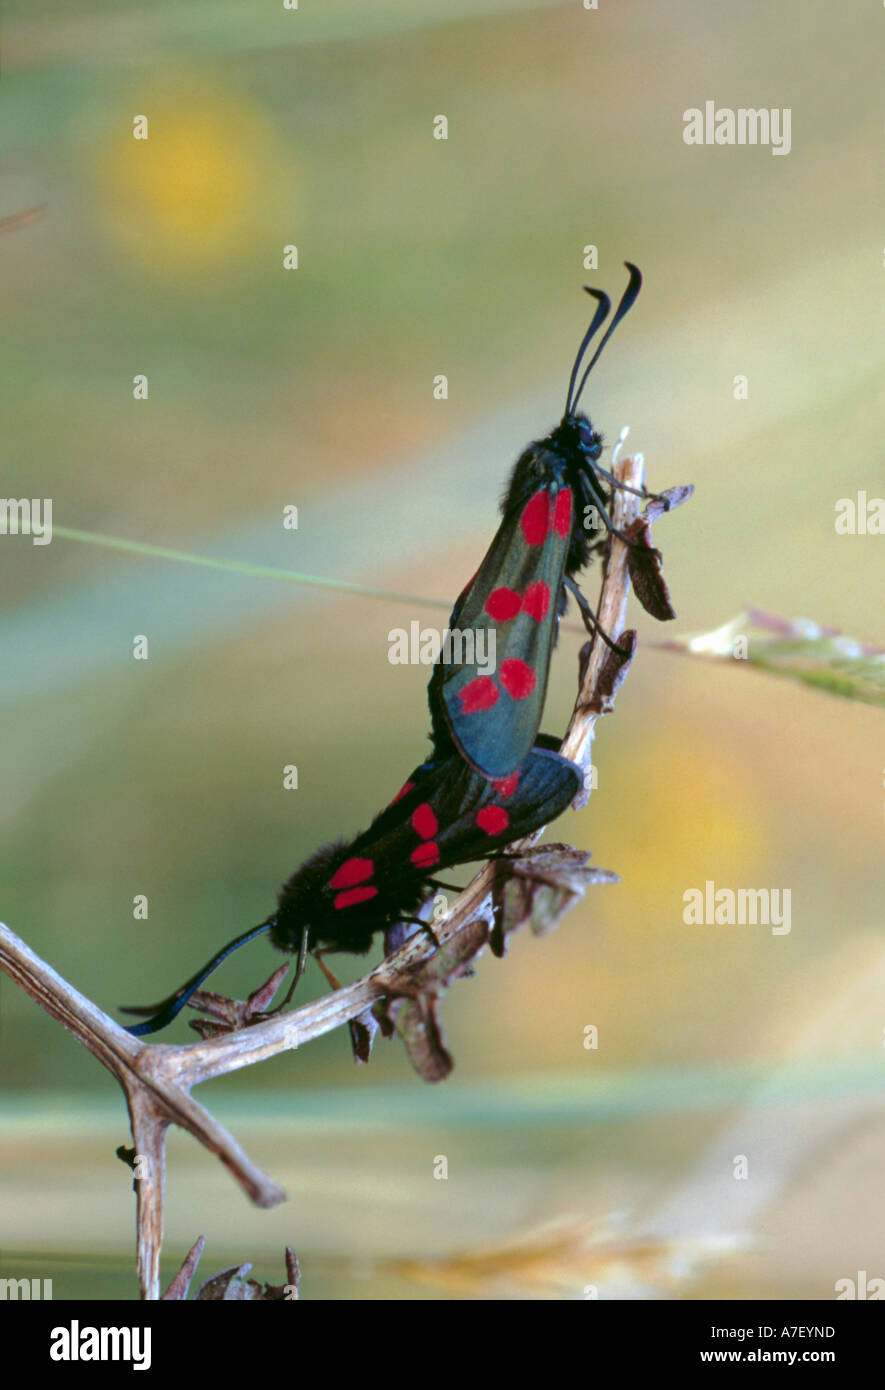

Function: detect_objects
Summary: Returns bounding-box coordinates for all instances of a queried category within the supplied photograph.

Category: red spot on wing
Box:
[520,490,551,545]
[522,581,551,622]
[458,676,499,713]
[329,857,374,890]
[411,841,440,868]
[476,806,509,836]
[412,803,439,839]
[499,658,536,700]
[492,772,520,798]
[390,780,415,805]
[334,886,378,910]
[485,586,522,622]
[553,487,573,537]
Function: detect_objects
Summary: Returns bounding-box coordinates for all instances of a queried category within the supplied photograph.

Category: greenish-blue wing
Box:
[429,481,574,779]
[341,742,582,892]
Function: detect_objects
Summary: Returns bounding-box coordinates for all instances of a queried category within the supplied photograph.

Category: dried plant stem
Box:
[127,1099,167,1301]
[561,451,643,774]
[0,455,645,1299]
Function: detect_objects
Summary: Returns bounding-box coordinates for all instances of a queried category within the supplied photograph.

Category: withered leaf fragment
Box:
[490,843,619,956]
[196,1264,267,1300]
[349,1006,380,1065]
[197,1246,301,1301]
[185,963,291,1038]
[164,1242,300,1300]
[161,1237,206,1301]
[379,916,490,1083]
[625,484,694,621]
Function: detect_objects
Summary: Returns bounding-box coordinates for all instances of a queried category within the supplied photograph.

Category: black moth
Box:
[122,736,582,1035]
[429,262,668,781]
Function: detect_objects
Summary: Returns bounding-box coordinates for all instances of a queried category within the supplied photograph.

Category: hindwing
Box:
[322,740,582,911]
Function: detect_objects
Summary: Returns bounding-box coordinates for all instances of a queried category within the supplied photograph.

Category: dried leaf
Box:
[261,1247,302,1301]
[245,963,292,1014]
[393,994,454,1084]
[196,1263,264,1300]
[643,483,694,522]
[186,963,291,1037]
[625,484,694,621]
[161,1236,206,1301]
[285,1247,302,1298]
[491,843,619,956]
[373,997,398,1040]
[593,628,637,708]
[626,523,675,620]
[190,1247,300,1301]
[381,917,490,1083]
[349,1006,380,1064]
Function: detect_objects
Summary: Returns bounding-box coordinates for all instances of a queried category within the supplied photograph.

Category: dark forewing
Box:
[429,478,573,779]
[323,744,582,915]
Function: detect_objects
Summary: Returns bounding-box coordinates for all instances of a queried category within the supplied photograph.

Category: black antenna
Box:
[564,288,611,416]
[568,262,642,416]
[120,916,276,1035]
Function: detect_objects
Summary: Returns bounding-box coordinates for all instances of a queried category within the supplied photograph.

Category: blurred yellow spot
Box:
[96,82,279,277]
[619,739,766,908]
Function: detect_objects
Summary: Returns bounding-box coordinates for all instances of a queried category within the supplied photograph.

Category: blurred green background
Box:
[1,0,884,1299]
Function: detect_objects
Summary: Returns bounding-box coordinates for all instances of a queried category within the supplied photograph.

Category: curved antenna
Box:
[564,287,611,416]
[120,916,276,1036]
[568,262,642,416]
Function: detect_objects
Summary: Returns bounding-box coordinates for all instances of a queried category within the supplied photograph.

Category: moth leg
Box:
[590,491,641,548]
[590,461,662,502]
[268,929,311,1013]
[563,575,631,656]
[399,915,442,949]
[314,950,343,992]
[426,878,463,894]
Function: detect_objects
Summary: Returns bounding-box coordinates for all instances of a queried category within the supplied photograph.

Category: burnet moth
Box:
[429,263,668,781]
[121,736,582,1036]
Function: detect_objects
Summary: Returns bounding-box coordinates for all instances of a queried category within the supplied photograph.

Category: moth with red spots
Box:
[429,263,679,781]
[121,737,582,1035]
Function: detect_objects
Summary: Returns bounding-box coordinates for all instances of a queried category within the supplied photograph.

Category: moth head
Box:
[574,412,604,461]
[551,410,604,464]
